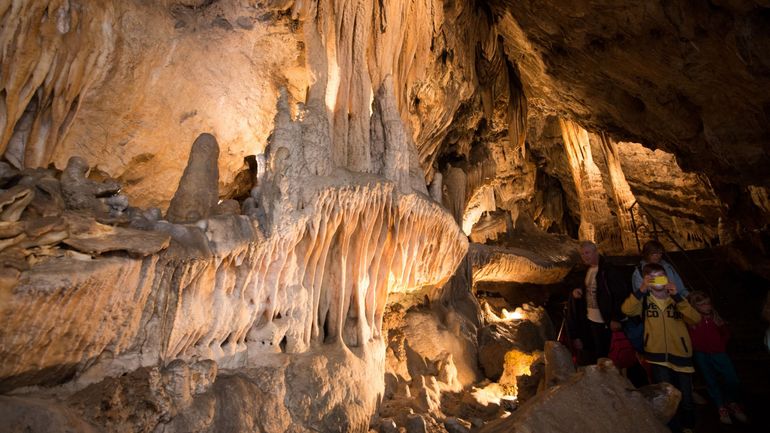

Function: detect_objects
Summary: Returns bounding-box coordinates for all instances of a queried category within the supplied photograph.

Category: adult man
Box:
[567,241,630,364]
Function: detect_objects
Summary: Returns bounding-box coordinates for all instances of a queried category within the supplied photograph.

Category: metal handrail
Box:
[628,200,716,293]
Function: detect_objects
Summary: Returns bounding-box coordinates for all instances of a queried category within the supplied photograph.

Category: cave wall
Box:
[1,0,770,432]
[0,0,490,210]
[488,0,770,188]
[2,0,760,248]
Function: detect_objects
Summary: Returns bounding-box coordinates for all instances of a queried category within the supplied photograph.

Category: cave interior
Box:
[1,1,770,433]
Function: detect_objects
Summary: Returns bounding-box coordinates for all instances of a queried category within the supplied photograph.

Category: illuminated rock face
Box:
[0,1,311,209]
[0,174,466,430]
[469,243,573,286]
[488,0,770,189]
[1,1,768,432]
[618,142,722,248]
[0,0,484,210]
[1,0,756,250]
[453,115,722,255]
[0,12,469,425]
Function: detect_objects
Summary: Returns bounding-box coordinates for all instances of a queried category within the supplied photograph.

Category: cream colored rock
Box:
[0,177,466,385]
[0,1,309,209]
[618,141,721,250]
[469,242,574,286]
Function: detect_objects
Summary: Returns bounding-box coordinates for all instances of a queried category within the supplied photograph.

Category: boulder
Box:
[478,361,671,433]
[543,341,575,387]
[637,383,681,423]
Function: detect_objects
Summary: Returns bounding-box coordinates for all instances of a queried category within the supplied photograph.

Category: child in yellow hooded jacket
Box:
[622,262,701,433]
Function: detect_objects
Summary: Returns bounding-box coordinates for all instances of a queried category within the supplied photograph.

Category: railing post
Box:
[629,201,641,254]
[630,199,716,293]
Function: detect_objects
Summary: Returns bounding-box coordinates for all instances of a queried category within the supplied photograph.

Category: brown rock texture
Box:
[479,361,672,433]
[1,0,769,431]
[166,133,220,223]
[0,0,309,209]
[489,0,770,188]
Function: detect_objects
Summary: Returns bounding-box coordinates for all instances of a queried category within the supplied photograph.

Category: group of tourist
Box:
[565,240,748,433]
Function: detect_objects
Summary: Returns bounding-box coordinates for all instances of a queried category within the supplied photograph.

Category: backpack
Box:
[623,265,648,352]
[609,330,638,368]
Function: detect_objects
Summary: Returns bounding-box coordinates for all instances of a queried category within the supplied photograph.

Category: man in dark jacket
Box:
[566,240,630,364]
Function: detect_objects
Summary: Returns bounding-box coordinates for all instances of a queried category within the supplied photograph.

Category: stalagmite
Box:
[429,172,443,203]
[1,0,768,432]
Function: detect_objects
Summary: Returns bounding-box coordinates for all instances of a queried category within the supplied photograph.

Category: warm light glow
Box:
[471,382,509,406]
[499,349,541,398]
[325,60,341,112]
[504,350,536,377]
[501,307,525,321]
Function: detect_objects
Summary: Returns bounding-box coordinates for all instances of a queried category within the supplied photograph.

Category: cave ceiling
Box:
[487,0,770,187]
[0,0,768,250]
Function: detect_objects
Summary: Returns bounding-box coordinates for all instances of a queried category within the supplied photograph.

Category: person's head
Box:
[642,262,668,294]
[688,291,713,315]
[642,240,665,264]
[578,241,599,266]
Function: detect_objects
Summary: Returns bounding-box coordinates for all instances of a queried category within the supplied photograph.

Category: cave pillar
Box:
[560,119,616,248]
[597,133,639,252]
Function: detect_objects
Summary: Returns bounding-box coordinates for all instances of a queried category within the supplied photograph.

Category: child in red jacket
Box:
[688,291,748,424]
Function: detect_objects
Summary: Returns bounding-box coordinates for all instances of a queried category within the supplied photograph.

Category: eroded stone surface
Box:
[478,361,672,433]
[1,1,768,432]
[166,133,220,224]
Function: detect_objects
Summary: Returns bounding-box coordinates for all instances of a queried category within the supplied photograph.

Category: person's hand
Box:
[639,275,651,293]
[573,338,583,350]
[666,283,677,296]
[572,288,583,299]
[610,320,622,332]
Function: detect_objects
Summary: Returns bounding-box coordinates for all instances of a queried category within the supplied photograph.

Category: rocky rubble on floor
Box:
[374,296,552,432]
[478,358,679,433]
[373,290,678,433]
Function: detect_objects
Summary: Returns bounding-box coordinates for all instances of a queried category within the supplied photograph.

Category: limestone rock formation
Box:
[166,133,220,223]
[478,361,673,433]
[0,87,468,431]
[470,243,575,286]
[61,156,121,216]
[1,0,769,432]
[488,1,770,189]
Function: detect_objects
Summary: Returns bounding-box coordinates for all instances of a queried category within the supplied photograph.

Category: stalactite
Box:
[0,181,467,385]
[559,119,618,249]
[0,0,115,167]
[596,133,638,252]
[506,58,528,163]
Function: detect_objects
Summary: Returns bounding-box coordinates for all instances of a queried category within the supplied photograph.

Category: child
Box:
[687,291,748,424]
[622,263,701,433]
